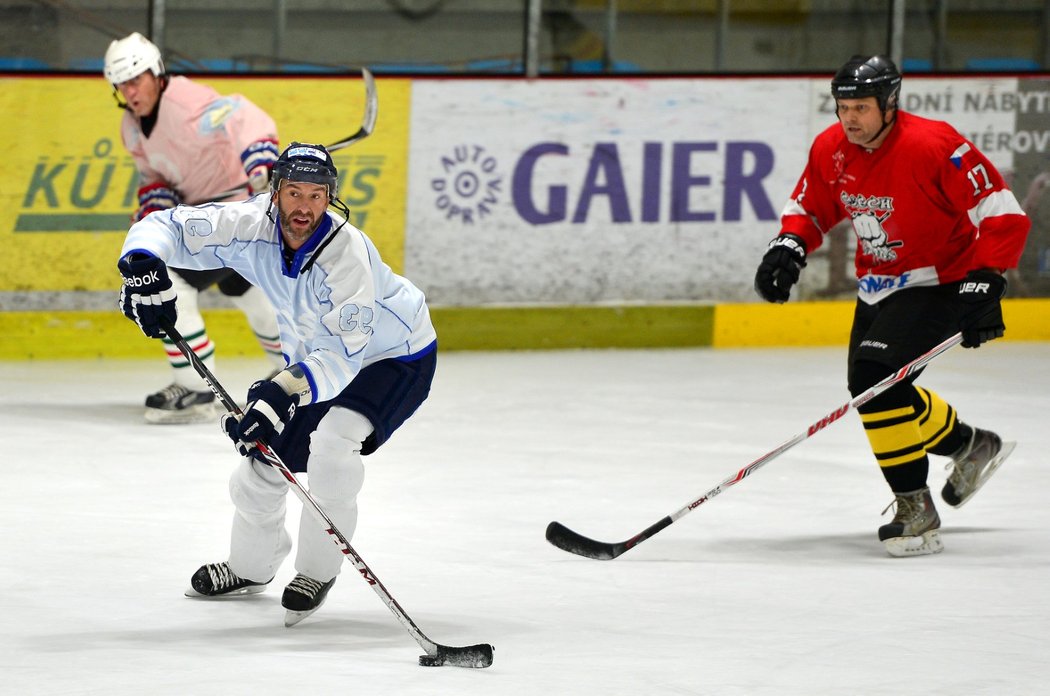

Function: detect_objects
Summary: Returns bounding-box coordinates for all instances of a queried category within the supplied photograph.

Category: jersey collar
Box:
[278,214,335,278]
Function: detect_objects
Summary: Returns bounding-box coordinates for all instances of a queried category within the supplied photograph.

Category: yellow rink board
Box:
[713,298,1050,346]
[1,299,1046,359]
[0,74,411,292]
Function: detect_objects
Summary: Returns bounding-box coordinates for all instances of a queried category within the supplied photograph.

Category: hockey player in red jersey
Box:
[754,55,1030,556]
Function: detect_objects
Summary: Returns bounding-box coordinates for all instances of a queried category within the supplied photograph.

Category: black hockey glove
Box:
[117,253,177,339]
[754,234,807,303]
[958,269,1007,348]
[222,380,299,456]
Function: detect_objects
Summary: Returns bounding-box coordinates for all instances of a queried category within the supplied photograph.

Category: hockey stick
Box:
[324,67,379,152]
[158,317,493,669]
[211,67,378,201]
[546,332,965,560]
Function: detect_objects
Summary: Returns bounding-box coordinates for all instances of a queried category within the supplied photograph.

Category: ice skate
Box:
[282,573,336,627]
[878,487,943,557]
[144,383,218,424]
[941,427,1015,508]
[185,562,271,598]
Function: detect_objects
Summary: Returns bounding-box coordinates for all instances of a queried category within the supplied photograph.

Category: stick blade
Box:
[419,643,494,669]
[358,67,378,133]
[326,68,378,152]
[545,521,624,560]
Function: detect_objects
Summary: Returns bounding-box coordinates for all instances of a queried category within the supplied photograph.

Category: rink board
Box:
[1,299,1047,359]
[2,74,1049,357]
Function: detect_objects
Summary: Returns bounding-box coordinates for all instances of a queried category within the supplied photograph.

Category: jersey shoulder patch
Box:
[948,142,972,170]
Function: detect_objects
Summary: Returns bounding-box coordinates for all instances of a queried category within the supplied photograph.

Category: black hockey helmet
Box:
[831,55,902,111]
[271,142,339,198]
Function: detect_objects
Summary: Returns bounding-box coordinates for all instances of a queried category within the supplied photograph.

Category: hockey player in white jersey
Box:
[105,32,285,424]
[117,142,437,626]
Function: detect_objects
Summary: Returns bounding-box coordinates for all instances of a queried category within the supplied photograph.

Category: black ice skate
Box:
[144,383,218,424]
[282,573,336,627]
[878,487,943,557]
[941,426,1016,508]
[185,562,271,598]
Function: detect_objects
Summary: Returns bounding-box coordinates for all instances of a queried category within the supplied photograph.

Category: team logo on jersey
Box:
[200,98,240,134]
[430,145,503,224]
[185,218,214,237]
[832,150,847,184]
[842,191,902,262]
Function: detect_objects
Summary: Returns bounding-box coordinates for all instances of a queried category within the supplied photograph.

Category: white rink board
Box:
[406,78,809,304]
[406,76,1030,306]
[807,76,1021,174]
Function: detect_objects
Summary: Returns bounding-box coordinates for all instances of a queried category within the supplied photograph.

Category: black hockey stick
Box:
[212,67,378,201]
[546,332,965,560]
[159,317,493,668]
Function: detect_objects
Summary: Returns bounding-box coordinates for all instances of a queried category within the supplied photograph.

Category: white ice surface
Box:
[1,342,1048,695]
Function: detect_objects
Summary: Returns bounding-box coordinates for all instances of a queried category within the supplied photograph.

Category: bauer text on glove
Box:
[754,234,807,304]
[958,269,1007,349]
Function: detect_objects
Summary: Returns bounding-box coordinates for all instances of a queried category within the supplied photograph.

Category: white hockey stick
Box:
[546,332,965,560]
[212,67,378,201]
[159,318,493,668]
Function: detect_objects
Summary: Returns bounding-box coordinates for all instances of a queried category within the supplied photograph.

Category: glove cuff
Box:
[768,234,807,266]
[118,250,159,272]
[960,269,1007,301]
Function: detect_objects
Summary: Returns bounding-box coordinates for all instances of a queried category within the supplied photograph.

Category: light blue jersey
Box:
[121,195,436,404]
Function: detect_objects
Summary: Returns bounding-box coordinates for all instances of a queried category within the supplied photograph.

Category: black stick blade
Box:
[419,643,494,669]
[545,521,626,560]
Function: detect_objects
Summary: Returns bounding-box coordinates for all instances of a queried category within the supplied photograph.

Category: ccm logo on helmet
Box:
[124,270,160,287]
[960,281,991,294]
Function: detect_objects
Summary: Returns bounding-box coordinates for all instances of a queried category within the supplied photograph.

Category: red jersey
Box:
[780,111,1029,304]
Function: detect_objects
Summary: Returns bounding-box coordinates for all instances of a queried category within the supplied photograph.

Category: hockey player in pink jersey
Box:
[755,55,1030,557]
[104,32,286,424]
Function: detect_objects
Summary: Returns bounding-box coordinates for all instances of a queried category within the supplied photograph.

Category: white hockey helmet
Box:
[103,32,165,85]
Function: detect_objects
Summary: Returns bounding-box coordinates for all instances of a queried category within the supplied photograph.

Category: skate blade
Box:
[184,584,268,599]
[284,607,320,627]
[953,441,1016,508]
[883,529,944,557]
[145,403,221,425]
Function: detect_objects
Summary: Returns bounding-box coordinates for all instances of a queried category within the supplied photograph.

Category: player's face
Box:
[836,96,893,148]
[116,72,162,117]
[275,181,330,250]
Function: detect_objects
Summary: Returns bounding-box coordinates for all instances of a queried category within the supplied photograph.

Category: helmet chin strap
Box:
[865,108,896,146]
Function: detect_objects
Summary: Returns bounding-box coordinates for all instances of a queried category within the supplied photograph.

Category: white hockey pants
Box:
[227,407,372,584]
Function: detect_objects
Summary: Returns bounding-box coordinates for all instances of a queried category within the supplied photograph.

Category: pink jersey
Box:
[780,111,1030,303]
[120,76,278,206]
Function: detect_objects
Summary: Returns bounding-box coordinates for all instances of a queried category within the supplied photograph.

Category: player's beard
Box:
[278,206,321,249]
